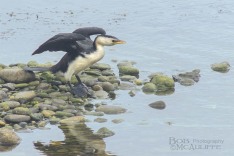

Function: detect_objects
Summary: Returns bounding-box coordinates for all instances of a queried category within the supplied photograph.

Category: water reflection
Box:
[34,123,113,156]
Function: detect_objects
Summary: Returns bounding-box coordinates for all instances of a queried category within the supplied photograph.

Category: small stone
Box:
[96,127,115,138]
[84,111,104,116]
[30,113,43,121]
[42,110,55,118]
[149,101,166,110]
[12,107,30,115]
[0,101,20,109]
[118,82,136,90]
[29,81,40,86]
[118,66,139,76]
[211,61,230,73]
[120,75,137,82]
[37,83,51,90]
[19,122,27,128]
[96,105,127,114]
[112,119,124,124]
[2,83,15,90]
[92,85,102,91]
[150,74,175,91]
[0,90,8,101]
[128,90,136,97]
[0,129,21,145]
[0,68,35,83]
[52,99,67,105]
[100,82,115,92]
[38,121,48,127]
[94,90,109,99]
[49,117,60,125]
[13,91,36,101]
[142,83,156,93]
[39,72,55,82]
[55,111,74,118]
[134,79,143,86]
[4,114,31,123]
[94,118,107,123]
[60,116,85,124]
[0,120,6,127]
[90,63,111,70]
[101,70,114,76]
[15,83,29,88]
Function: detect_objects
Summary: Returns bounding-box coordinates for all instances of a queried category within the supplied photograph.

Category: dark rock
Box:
[149,101,166,110]
[173,69,200,86]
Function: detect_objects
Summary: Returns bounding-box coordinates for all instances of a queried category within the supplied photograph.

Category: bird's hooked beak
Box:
[113,39,126,44]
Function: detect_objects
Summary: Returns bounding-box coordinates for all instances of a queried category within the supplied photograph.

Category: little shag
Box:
[25,27,125,97]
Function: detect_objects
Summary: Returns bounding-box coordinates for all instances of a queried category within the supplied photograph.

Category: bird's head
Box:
[95,35,126,46]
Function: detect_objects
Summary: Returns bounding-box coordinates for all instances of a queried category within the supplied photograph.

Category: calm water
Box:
[1,0,234,155]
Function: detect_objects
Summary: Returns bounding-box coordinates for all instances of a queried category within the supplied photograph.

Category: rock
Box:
[0,68,35,83]
[117,61,133,67]
[142,83,156,93]
[30,113,43,121]
[42,110,55,118]
[27,60,38,67]
[0,129,20,145]
[90,63,111,70]
[13,91,36,101]
[173,69,200,86]
[12,107,30,115]
[112,119,124,124]
[118,65,139,76]
[118,82,136,90]
[96,105,127,114]
[52,99,67,105]
[94,90,109,99]
[120,75,137,82]
[150,74,175,91]
[15,83,29,88]
[100,82,115,92]
[4,114,31,123]
[29,81,40,86]
[0,101,20,109]
[38,104,58,111]
[39,72,55,82]
[2,83,15,90]
[37,83,51,90]
[96,127,115,138]
[59,116,85,124]
[55,111,74,118]
[80,75,98,86]
[84,69,102,76]
[0,78,5,84]
[0,120,6,127]
[134,79,143,86]
[211,61,230,73]
[19,122,27,128]
[101,70,114,76]
[49,117,60,124]
[84,111,104,116]
[128,90,136,97]
[92,85,102,91]
[94,118,107,123]
[149,101,166,110]
[38,121,48,127]
[0,90,8,101]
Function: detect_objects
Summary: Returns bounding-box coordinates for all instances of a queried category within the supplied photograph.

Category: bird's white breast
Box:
[64,48,105,81]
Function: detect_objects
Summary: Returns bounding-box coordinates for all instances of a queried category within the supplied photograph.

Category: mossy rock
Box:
[118,66,139,76]
[142,83,157,93]
[211,61,230,73]
[12,107,30,115]
[150,74,175,91]
[27,61,39,67]
[39,72,55,82]
[15,83,29,88]
[42,110,55,118]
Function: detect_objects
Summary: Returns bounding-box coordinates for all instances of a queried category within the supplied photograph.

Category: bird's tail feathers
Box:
[24,66,50,72]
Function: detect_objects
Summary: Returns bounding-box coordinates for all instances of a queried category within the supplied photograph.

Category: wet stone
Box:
[4,114,31,123]
[100,82,115,92]
[94,118,107,123]
[120,75,137,82]
[90,63,111,70]
[59,116,85,124]
[13,91,36,101]
[0,101,20,109]
[84,111,104,116]
[96,127,115,138]
[112,119,124,124]
[2,83,15,90]
[0,90,8,101]
[211,61,230,73]
[96,105,127,114]
[94,90,109,99]
[0,129,21,145]
[149,101,166,110]
[55,111,74,118]
[142,83,157,93]
[30,113,43,121]
[173,69,200,86]
[150,74,175,91]
[42,110,55,118]
[12,107,30,115]
[118,65,139,76]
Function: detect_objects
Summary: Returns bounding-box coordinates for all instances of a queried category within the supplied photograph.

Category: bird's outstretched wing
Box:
[72,27,106,38]
[32,33,86,55]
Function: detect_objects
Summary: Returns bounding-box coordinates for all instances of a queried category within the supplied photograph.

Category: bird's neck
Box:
[94,42,104,52]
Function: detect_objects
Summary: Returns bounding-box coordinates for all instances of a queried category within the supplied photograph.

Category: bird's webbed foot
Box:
[69,82,91,98]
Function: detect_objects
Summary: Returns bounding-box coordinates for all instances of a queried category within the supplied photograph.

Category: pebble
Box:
[13,91,36,101]
[149,101,166,110]
[12,107,30,115]
[96,127,115,138]
[4,114,31,123]
[94,118,107,123]
[142,83,157,93]
[100,82,115,92]
[59,116,85,124]
[211,61,230,73]
[112,119,124,124]
[0,90,8,101]
[42,110,55,118]
[2,83,15,90]
[95,105,127,114]
[120,75,137,82]
[0,101,20,109]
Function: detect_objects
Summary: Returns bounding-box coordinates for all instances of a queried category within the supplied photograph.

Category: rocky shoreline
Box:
[0,60,231,146]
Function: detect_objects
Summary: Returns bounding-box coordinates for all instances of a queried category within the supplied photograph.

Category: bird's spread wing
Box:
[32,33,86,55]
[72,27,106,39]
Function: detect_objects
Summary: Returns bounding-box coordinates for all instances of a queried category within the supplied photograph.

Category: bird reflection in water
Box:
[34,122,115,156]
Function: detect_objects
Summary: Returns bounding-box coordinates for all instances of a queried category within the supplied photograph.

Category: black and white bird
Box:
[25,27,125,97]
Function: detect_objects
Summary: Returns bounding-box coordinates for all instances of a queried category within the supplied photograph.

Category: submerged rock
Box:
[173,69,200,86]
[150,74,175,91]
[0,129,20,145]
[149,101,166,110]
[94,118,107,123]
[211,61,230,73]
[96,127,115,138]
[95,105,127,114]
[142,83,157,93]
[112,119,124,124]
[0,68,35,83]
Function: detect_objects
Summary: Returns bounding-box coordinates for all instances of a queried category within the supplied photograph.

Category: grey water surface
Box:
[1,0,234,155]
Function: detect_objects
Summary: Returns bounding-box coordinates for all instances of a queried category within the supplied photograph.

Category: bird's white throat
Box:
[64,45,105,81]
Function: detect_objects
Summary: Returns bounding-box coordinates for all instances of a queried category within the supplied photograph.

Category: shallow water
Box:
[1,0,234,155]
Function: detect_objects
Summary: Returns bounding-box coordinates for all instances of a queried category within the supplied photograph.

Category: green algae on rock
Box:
[150,74,175,91]
[211,61,230,73]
